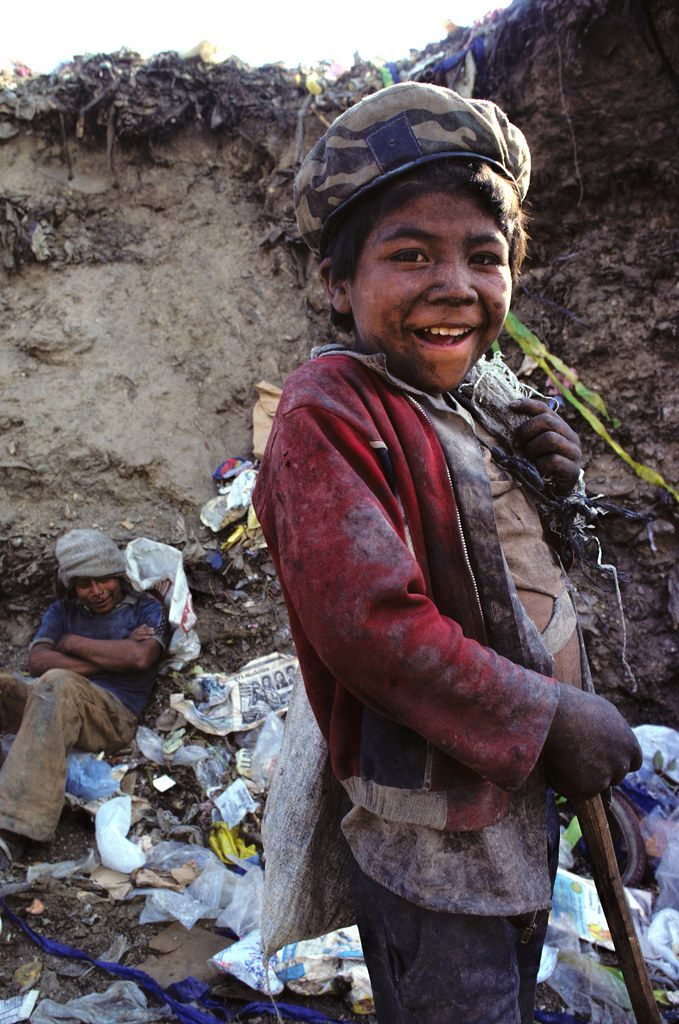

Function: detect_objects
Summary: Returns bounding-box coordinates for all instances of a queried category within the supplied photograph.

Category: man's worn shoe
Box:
[0,829,26,872]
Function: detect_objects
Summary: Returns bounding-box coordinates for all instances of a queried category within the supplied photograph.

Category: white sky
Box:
[2,0,511,74]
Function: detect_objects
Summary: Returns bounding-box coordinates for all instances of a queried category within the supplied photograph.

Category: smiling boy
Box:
[325,190,510,394]
[0,528,169,869]
[253,84,641,1023]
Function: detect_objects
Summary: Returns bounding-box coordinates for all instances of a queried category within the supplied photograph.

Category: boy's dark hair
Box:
[321,158,528,334]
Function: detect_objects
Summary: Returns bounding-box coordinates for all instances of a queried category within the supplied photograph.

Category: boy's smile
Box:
[322,191,512,394]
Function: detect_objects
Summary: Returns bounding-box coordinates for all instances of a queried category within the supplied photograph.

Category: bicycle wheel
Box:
[559,788,647,888]
[604,788,647,888]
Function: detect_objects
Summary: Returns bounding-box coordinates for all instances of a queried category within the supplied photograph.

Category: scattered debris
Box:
[0,989,39,1024]
[274,927,373,1014]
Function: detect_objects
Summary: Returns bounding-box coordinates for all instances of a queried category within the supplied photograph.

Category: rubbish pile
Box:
[0,49,296,141]
[0,381,371,1022]
[538,725,679,1023]
[0,633,370,1023]
[7,649,679,1023]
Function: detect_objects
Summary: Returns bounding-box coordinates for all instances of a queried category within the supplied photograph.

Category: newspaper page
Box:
[170,652,297,735]
[551,867,652,949]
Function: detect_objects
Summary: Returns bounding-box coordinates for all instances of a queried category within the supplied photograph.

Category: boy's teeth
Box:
[427,326,469,337]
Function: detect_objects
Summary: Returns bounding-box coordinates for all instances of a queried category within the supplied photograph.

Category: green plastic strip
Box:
[502,312,679,506]
[562,814,583,850]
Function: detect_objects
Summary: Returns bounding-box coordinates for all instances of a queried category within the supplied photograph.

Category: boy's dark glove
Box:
[510,398,581,495]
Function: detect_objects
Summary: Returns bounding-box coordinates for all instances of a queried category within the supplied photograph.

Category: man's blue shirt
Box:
[31,592,170,717]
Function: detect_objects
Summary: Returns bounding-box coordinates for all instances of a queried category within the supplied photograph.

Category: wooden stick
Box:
[573,793,662,1024]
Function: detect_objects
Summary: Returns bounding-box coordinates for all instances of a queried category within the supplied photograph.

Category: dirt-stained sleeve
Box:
[253,397,558,791]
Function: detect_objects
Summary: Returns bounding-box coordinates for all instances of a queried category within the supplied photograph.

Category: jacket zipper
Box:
[405,394,485,626]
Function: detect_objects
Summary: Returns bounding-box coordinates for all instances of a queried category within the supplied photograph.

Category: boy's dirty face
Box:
[73,575,122,615]
[322,190,512,394]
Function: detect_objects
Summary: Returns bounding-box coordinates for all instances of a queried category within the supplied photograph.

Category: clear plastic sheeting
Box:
[31,980,169,1024]
[235,713,284,790]
[545,949,635,1024]
[26,850,98,883]
[139,857,237,930]
[143,839,218,872]
[134,725,230,797]
[139,854,263,936]
[215,860,263,938]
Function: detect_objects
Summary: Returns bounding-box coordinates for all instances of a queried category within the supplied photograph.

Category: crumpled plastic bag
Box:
[139,856,257,931]
[273,926,373,1012]
[135,726,229,796]
[143,839,216,871]
[647,907,679,979]
[31,979,167,1023]
[212,777,258,828]
[95,795,145,873]
[66,751,118,801]
[545,950,634,1023]
[139,887,215,931]
[215,859,263,938]
[235,712,284,790]
[125,537,200,670]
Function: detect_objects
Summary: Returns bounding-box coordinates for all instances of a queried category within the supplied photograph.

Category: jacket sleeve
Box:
[253,399,559,791]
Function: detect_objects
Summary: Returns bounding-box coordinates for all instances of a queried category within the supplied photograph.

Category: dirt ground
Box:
[0,0,678,1018]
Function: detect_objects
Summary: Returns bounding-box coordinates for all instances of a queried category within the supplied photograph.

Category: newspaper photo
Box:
[171,652,298,735]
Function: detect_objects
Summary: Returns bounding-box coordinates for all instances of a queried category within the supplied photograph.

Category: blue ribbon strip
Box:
[533,1012,588,1023]
[0,898,345,1024]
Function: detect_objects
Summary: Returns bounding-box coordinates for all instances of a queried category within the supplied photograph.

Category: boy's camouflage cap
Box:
[295,81,530,255]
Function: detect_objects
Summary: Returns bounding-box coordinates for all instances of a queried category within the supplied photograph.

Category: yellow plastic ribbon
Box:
[503,312,679,506]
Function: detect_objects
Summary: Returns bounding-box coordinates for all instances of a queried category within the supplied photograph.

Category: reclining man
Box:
[0,528,170,869]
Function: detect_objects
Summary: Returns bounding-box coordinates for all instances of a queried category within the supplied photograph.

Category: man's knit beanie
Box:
[55,529,125,588]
